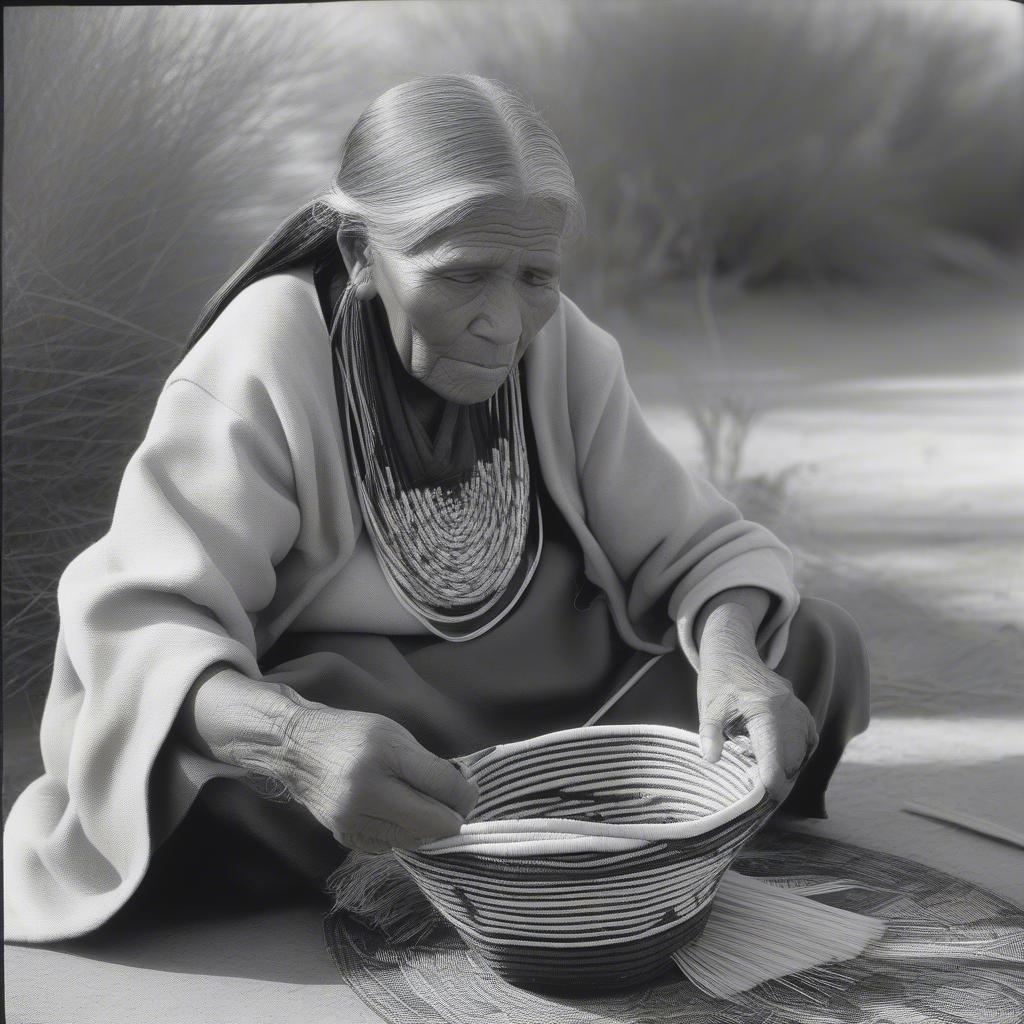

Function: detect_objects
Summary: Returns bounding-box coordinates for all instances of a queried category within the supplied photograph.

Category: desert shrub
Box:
[1,7,377,698]
[385,0,1022,299]
[4,1,1021,704]
[674,267,812,525]
[552,0,1023,298]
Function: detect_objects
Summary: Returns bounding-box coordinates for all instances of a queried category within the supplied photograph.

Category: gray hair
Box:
[185,74,583,353]
[320,73,585,251]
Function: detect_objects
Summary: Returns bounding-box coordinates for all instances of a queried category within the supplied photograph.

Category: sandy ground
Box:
[637,379,1024,908]
[627,275,1024,908]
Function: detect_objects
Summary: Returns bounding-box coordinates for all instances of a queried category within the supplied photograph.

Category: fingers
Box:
[339,817,429,854]
[326,780,464,853]
[700,714,748,763]
[699,713,727,764]
[392,737,480,818]
[746,713,791,801]
[299,712,480,854]
[792,720,819,779]
[697,656,819,802]
[806,715,820,755]
[375,778,466,842]
[745,712,815,798]
[340,784,465,853]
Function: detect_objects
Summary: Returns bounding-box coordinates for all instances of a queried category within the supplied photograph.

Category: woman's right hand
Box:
[275,699,479,854]
[177,669,478,854]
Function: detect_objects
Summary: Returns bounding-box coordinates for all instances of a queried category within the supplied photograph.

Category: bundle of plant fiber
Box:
[327,724,885,997]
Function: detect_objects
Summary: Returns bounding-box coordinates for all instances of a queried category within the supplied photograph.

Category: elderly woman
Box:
[4,74,869,943]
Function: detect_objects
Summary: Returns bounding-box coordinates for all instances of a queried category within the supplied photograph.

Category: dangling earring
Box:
[352,266,374,301]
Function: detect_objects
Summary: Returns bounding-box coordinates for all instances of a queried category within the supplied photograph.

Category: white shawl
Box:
[3,268,799,942]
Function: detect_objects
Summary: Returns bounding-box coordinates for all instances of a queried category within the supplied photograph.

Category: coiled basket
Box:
[394,723,779,992]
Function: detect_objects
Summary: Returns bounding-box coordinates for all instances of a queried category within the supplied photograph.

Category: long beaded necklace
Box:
[330,281,542,641]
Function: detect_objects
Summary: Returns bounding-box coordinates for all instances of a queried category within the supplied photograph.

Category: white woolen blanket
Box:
[3,270,799,942]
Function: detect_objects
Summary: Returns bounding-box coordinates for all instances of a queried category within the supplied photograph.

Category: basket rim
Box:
[415,724,768,856]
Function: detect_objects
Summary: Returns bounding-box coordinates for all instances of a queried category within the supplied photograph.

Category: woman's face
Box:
[350,198,564,405]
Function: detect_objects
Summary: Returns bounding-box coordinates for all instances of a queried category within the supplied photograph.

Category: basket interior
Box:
[463,730,758,827]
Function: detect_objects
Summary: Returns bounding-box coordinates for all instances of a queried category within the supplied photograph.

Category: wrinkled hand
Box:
[181,671,478,853]
[275,700,479,854]
[696,604,818,802]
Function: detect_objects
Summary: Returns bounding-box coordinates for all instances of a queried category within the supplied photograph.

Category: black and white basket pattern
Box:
[395,724,779,991]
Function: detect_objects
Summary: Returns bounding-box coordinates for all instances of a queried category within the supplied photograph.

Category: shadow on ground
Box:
[13,899,339,986]
[8,754,1020,988]
[795,556,1021,718]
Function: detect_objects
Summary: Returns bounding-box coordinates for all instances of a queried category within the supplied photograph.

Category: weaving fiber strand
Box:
[328,853,886,1000]
[331,724,787,993]
[672,869,886,997]
[326,830,1024,1024]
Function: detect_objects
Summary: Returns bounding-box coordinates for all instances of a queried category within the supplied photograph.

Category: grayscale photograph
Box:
[3,2,1023,1022]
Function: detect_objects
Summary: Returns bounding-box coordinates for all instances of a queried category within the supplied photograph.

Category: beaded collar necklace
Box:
[329,281,542,641]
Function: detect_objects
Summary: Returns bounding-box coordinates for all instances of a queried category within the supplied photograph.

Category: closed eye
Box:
[444,271,484,285]
[522,269,557,286]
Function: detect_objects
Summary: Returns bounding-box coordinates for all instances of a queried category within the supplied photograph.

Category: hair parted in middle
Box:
[184,73,584,354]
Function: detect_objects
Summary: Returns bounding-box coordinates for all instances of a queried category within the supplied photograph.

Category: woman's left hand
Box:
[695,602,818,802]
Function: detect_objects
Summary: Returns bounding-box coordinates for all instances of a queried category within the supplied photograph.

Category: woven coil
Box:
[394,724,779,992]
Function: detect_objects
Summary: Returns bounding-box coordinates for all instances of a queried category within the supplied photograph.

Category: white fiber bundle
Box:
[673,869,887,998]
[328,850,439,946]
[329,727,889,996]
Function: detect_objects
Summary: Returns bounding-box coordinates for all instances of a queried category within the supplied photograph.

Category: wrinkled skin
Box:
[336,197,564,406]
[696,603,819,803]
[183,202,817,852]
[189,676,479,854]
[277,698,479,854]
